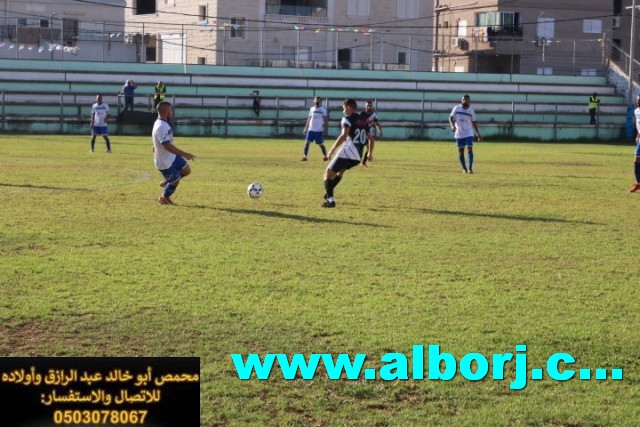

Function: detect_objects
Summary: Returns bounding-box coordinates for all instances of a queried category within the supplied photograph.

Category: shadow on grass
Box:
[414,208,600,225]
[186,205,391,227]
[0,183,91,191]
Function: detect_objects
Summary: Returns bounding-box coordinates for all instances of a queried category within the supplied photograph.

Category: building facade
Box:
[433,0,611,76]
[123,0,433,71]
[0,0,133,61]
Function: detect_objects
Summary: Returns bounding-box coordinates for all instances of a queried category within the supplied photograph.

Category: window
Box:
[197,57,206,65]
[40,19,49,28]
[583,19,602,34]
[537,67,552,75]
[17,18,27,26]
[614,0,622,15]
[230,18,245,38]
[199,5,207,22]
[135,0,156,15]
[266,0,328,18]
[476,12,519,30]
[282,46,295,60]
[457,20,467,37]
[397,0,418,19]
[537,17,554,39]
[348,0,370,17]
[397,51,406,65]
[581,68,596,76]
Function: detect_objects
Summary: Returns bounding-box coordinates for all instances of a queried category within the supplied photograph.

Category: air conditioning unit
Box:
[613,16,621,29]
[451,37,459,47]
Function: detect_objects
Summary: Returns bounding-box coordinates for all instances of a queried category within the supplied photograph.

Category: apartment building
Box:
[124,0,433,70]
[433,0,612,76]
[0,0,130,61]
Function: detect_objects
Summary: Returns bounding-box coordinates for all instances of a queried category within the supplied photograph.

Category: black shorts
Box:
[328,157,360,172]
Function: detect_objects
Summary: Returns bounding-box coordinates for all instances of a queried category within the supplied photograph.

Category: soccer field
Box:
[1,134,639,426]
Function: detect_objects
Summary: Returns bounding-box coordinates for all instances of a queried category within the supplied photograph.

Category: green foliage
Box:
[1,135,639,426]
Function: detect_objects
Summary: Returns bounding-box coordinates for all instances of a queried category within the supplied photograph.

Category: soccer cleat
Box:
[159,180,168,188]
[90,148,94,153]
[468,169,474,174]
[629,183,640,193]
[323,156,329,161]
[321,200,336,208]
[300,156,308,161]
[158,195,175,205]
[106,150,112,153]
[462,169,468,174]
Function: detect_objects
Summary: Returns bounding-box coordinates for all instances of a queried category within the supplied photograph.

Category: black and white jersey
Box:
[360,110,379,127]
[336,113,370,161]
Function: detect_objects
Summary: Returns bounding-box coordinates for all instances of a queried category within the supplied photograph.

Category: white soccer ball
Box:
[247,182,264,199]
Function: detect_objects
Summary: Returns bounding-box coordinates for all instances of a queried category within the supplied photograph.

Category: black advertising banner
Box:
[0,357,199,427]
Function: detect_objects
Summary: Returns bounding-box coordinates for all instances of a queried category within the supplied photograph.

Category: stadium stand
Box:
[0,59,627,140]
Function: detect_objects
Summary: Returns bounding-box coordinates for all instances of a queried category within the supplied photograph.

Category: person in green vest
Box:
[588,92,600,125]
[154,81,167,110]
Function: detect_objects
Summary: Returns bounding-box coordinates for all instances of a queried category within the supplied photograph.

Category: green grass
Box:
[1,134,639,426]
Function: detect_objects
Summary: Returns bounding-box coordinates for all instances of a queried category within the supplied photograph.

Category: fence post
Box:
[421,93,425,138]
[554,103,558,141]
[275,96,280,136]
[1,92,4,129]
[511,102,515,137]
[60,92,64,133]
[224,96,229,136]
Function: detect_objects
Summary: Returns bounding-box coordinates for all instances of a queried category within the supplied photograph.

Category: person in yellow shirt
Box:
[588,92,600,125]
[154,81,167,109]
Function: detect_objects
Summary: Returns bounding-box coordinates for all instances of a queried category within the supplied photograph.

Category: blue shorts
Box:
[456,136,474,149]
[306,131,325,144]
[92,126,108,136]
[159,156,188,183]
[635,143,640,157]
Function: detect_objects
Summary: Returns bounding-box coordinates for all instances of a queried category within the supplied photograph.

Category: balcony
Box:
[487,25,523,41]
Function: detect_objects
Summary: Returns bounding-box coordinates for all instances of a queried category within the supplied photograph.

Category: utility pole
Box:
[629,0,637,105]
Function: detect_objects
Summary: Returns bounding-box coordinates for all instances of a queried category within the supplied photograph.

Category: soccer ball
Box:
[247,182,264,199]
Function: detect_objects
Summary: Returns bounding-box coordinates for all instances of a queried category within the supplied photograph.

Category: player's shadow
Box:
[414,208,599,225]
[187,205,390,227]
[0,183,90,191]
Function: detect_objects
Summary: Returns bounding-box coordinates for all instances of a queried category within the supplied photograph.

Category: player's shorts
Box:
[635,143,640,157]
[92,126,108,136]
[306,131,325,144]
[328,156,360,173]
[159,156,188,183]
[456,136,474,148]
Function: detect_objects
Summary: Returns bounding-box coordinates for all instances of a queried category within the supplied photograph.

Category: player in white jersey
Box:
[302,96,329,161]
[153,101,196,205]
[89,94,112,153]
[630,95,640,193]
[449,94,482,174]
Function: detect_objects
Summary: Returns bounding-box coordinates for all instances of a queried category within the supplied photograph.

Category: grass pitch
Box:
[1,134,639,426]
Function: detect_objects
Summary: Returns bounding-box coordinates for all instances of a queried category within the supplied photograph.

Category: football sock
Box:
[635,162,640,183]
[468,151,474,170]
[163,184,177,198]
[327,197,335,203]
[105,138,111,151]
[459,153,467,171]
[324,179,334,198]
[304,143,310,157]
[332,175,342,188]
[90,139,95,150]
[320,144,327,156]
